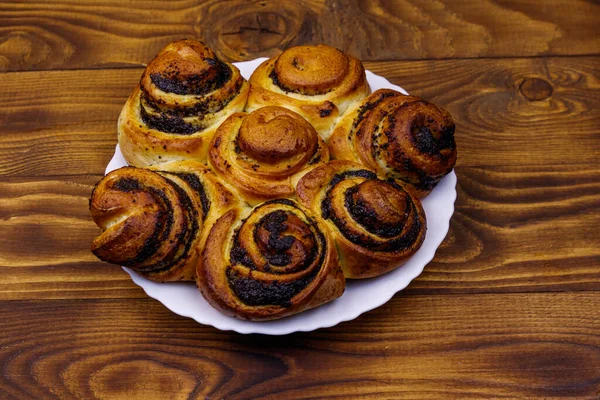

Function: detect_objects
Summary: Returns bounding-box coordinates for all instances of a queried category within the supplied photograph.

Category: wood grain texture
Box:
[1,1,598,397]
[1,57,598,178]
[0,0,599,71]
[0,68,124,177]
[1,163,598,300]
[0,176,147,300]
[415,164,600,294]
[0,293,599,399]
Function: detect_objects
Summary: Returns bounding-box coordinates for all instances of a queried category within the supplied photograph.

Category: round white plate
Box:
[106,58,457,335]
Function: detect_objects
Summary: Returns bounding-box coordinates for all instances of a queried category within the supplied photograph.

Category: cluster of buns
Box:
[90,39,457,321]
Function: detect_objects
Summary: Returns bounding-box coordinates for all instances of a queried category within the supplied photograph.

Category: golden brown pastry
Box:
[89,161,238,282]
[198,198,345,321]
[245,45,370,139]
[118,39,250,167]
[296,160,426,279]
[209,106,329,205]
[329,89,457,197]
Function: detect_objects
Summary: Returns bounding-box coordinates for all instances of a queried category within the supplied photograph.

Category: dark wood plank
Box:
[0,0,598,71]
[1,164,598,300]
[415,164,600,294]
[1,57,598,178]
[0,68,126,177]
[0,293,598,399]
[0,175,147,300]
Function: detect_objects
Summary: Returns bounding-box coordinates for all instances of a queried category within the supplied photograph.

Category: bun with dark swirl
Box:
[245,45,370,139]
[118,39,250,167]
[296,160,426,279]
[89,161,239,282]
[209,106,329,205]
[329,89,457,197]
[198,198,345,321]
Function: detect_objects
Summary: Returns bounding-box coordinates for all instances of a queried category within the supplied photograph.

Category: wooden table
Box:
[1,1,599,398]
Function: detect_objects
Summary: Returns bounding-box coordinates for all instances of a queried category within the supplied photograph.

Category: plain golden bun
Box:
[209,106,329,205]
[245,45,370,140]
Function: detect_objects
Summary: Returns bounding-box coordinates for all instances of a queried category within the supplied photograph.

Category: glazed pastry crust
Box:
[209,106,329,205]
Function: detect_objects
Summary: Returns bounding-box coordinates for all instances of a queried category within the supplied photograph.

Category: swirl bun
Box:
[90,161,238,282]
[118,39,250,166]
[209,106,329,204]
[245,45,370,139]
[199,199,345,321]
[296,160,426,279]
[329,89,457,197]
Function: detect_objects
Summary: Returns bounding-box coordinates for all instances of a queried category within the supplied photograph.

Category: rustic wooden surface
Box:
[1,0,599,398]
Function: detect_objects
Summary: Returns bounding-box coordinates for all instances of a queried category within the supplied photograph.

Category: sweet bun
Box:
[89,40,458,320]
[118,39,250,166]
[329,89,457,197]
[245,45,370,139]
[198,198,345,321]
[209,106,329,205]
[89,161,238,282]
[296,160,426,279]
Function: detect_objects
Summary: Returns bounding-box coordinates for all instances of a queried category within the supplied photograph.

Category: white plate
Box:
[106,58,457,335]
